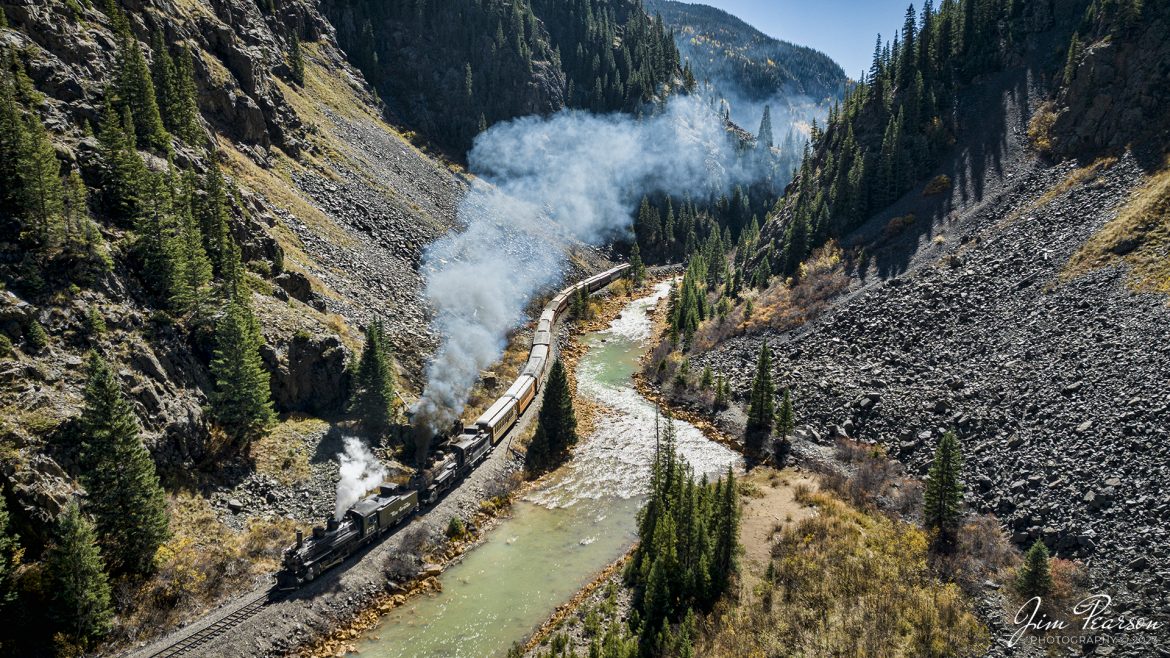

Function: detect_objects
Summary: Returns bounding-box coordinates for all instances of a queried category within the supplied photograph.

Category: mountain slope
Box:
[652,0,1170,644]
[324,0,681,155]
[647,0,844,102]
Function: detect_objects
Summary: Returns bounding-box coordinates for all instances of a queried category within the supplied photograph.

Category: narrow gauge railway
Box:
[278,264,630,587]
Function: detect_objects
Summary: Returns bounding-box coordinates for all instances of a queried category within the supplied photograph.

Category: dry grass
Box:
[109,494,297,648]
[741,241,850,335]
[698,489,989,657]
[252,415,327,485]
[1066,158,1170,293]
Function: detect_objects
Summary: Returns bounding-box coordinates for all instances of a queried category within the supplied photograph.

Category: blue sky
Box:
[692,0,913,77]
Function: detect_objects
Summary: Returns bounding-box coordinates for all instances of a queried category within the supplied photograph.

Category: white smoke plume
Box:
[334,436,387,520]
[413,96,776,432]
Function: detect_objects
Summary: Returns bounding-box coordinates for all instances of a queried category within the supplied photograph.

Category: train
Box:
[278,264,630,588]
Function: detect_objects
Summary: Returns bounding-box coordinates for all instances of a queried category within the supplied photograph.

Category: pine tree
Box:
[0,59,26,227]
[18,98,65,250]
[97,100,147,222]
[923,430,964,549]
[210,293,276,453]
[1016,540,1053,599]
[150,31,182,136]
[44,501,113,643]
[525,358,577,475]
[351,320,396,437]
[135,170,184,308]
[197,155,232,274]
[288,30,305,86]
[113,29,169,151]
[172,172,212,312]
[173,47,202,144]
[79,353,169,576]
[744,342,775,450]
[774,388,794,464]
[629,242,646,287]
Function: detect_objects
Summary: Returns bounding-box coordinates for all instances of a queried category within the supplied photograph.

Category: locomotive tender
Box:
[278,264,630,587]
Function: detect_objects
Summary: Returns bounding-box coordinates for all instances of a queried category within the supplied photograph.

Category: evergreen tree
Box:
[44,501,113,644]
[172,172,212,311]
[113,29,169,150]
[97,100,147,222]
[351,320,396,437]
[18,97,65,250]
[923,430,964,549]
[525,358,577,475]
[744,342,775,450]
[196,155,232,274]
[79,353,169,576]
[173,47,202,144]
[288,30,305,86]
[629,242,646,287]
[1016,540,1053,599]
[210,293,276,453]
[774,388,794,464]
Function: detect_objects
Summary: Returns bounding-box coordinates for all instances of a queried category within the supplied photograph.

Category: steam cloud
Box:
[334,436,387,520]
[413,96,776,432]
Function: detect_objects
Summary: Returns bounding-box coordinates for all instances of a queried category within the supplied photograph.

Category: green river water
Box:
[352,281,741,658]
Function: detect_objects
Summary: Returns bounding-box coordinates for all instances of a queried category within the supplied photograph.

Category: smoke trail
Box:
[413,96,774,431]
[334,436,387,520]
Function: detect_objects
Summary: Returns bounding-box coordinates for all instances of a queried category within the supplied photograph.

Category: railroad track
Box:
[144,586,280,658]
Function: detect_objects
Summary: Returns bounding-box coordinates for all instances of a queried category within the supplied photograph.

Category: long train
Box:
[278,264,630,587]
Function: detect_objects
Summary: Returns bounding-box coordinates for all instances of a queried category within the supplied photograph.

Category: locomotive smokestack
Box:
[295,529,303,549]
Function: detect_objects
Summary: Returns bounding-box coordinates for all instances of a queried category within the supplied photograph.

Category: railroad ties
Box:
[146,587,279,658]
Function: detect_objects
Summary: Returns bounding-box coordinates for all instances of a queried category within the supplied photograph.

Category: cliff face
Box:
[0,0,463,544]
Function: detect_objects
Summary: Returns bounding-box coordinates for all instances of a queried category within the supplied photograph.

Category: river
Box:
[351,280,742,658]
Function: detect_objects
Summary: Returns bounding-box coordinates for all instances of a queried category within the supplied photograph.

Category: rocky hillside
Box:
[645,0,845,105]
[669,0,1170,648]
[0,0,476,651]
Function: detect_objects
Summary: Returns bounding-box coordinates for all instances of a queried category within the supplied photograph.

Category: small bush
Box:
[1028,102,1058,154]
[0,335,12,358]
[25,320,48,352]
[923,174,952,196]
[445,515,466,540]
[883,213,917,238]
[85,306,107,337]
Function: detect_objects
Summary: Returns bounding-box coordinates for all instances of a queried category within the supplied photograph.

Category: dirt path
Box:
[736,468,818,593]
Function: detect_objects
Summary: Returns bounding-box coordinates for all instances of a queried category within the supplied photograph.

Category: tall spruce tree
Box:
[351,320,396,437]
[197,155,232,274]
[774,388,794,463]
[18,97,65,250]
[923,430,964,549]
[173,46,202,144]
[79,353,169,576]
[97,100,147,222]
[744,342,775,451]
[150,31,182,135]
[210,290,276,453]
[629,243,646,287]
[113,28,169,151]
[1016,540,1053,599]
[525,358,577,475]
[44,501,113,644]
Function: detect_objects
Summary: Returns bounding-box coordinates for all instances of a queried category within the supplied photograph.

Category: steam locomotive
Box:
[278,264,630,588]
